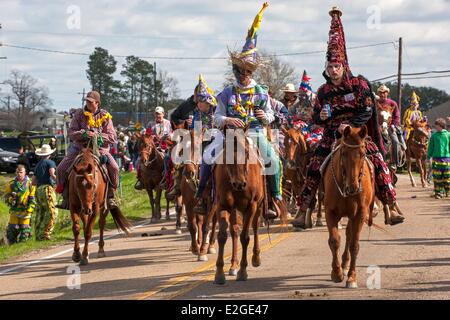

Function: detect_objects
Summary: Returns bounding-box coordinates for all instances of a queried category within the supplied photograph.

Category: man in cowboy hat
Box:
[376,84,405,168]
[33,144,58,240]
[280,83,299,116]
[55,90,119,210]
[214,2,285,219]
[292,6,404,229]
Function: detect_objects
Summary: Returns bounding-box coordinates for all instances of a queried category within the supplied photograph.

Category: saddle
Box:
[68,152,111,186]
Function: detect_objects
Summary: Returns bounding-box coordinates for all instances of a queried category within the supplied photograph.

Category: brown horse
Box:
[180,129,217,261]
[406,119,429,188]
[322,125,375,288]
[137,133,171,222]
[69,148,131,265]
[213,129,265,284]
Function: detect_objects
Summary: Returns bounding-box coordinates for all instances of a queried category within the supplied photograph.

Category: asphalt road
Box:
[0,175,449,300]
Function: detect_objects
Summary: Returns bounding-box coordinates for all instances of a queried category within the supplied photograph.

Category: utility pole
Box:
[154,62,158,109]
[77,88,86,108]
[397,37,403,115]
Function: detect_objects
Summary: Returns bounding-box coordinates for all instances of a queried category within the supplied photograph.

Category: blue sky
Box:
[1,0,449,111]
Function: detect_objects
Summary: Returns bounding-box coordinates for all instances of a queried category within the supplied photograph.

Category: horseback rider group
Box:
[55,3,426,229]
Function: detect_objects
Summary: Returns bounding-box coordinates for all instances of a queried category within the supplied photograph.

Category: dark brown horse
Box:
[180,129,217,261]
[137,133,171,222]
[69,148,131,265]
[406,119,429,188]
[322,125,375,288]
[213,130,265,284]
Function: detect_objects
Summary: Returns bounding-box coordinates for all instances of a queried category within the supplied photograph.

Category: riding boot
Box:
[134,179,144,190]
[291,208,307,228]
[107,187,118,209]
[56,185,69,210]
[383,203,405,225]
[167,167,182,198]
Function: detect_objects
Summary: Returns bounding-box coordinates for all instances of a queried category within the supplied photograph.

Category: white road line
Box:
[0,209,177,276]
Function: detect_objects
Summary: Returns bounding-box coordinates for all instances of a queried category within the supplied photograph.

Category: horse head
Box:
[139,134,156,165]
[339,125,368,197]
[73,149,98,215]
[282,126,307,170]
[379,110,392,134]
[412,119,429,145]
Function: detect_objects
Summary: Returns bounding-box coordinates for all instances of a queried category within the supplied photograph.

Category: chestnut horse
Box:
[322,126,375,288]
[180,129,217,261]
[137,133,171,222]
[406,119,429,188]
[69,148,131,265]
[282,126,324,227]
[214,129,265,284]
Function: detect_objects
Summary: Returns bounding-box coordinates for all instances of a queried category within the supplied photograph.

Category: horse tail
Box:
[109,206,132,235]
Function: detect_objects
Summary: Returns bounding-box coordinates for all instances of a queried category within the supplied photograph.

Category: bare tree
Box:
[159,70,180,102]
[3,70,52,131]
[223,50,297,99]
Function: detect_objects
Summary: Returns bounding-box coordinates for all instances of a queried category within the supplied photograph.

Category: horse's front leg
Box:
[71,211,81,263]
[229,209,240,276]
[419,158,426,188]
[252,202,262,268]
[326,210,344,283]
[165,195,171,220]
[341,218,352,275]
[214,209,229,285]
[175,195,183,234]
[346,212,365,289]
[148,189,156,222]
[407,156,416,187]
[155,188,162,220]
[186,207,199,256]
[237,204,254,281]
[80,213,96,266]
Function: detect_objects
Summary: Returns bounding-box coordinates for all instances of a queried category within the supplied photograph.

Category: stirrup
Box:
[134,180,144,190]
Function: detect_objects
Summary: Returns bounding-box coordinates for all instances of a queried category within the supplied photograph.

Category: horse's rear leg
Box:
[237,207,253,281]
[418,159,426,188]
[346,213,365,289]
[148,190,156,222]
[187,208,199,256]
[98,210,107,258]
[316,192,324,227]
[155,188,162,220]
[175,196,183,234]
[71,212,81,263]
[214,210,229,285]
[165,196,171,220]
[326,211,344,283]
[208,213,218,254]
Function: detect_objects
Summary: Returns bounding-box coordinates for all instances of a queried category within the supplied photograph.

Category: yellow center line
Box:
[135,225,290,300]
[167,231,293,300]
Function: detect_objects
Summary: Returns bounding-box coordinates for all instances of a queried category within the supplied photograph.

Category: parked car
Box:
[0,147,19,173]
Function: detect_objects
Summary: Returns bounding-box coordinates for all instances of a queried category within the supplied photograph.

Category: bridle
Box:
[140,142,158,167]
[285,134,308,181]
[74,164,99,214]
[331,139,368,198]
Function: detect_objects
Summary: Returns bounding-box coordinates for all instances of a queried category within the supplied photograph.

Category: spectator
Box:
[427,118,450,199]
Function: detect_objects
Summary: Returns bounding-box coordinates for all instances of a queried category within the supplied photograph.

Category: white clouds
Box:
[0,0,449,111]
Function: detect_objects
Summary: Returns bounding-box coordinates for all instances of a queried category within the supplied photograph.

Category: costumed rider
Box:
[55,91,119,209]
[376,84,406,168]
[403,91,424,142]
[213,2,284,219]
[291,7,405,228]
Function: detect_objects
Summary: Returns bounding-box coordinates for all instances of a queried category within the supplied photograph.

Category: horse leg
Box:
[97,209,107,258]
[187,207,199,256]
[316,193,324,227]
[80,214,96,266]
[175,196,183,234]
[419,158,426,188]
[252,202,262,268]
[208,211,218,254]
[214,210,229,285]
[346,213,365,289]
[155,188,162,220]
[196,214,206,261]
[407,157,416,187]
[165,195,171,220]
[229,210,240,276]
[341,219,352,275]
[237,205,254,281]
[148,189,156,222]
[326,211,344,283]
[71,212,81,263]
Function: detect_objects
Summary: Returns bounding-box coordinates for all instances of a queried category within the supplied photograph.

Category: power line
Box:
[0,41,397,60]
[372,70,450,82]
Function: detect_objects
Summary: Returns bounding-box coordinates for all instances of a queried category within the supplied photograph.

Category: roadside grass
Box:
[0,171,170,264]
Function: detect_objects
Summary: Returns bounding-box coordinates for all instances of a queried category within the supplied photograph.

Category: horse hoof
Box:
[214,274,226,285]
[236,270,248,281]
[198,255,208,262]
[346,281,358,289]
[175,228,182,235]
[252,255,261,268]
[315,219,324,227]
[331,270,344,283]
[229,269,238,276]
[207,247,217,254]
[97,251,106,259]
[166,215,171,221]
[79,257,89,266]
[72,252,81,263]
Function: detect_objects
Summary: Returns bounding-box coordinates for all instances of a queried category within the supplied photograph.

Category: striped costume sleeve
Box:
[26,183,36,213]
